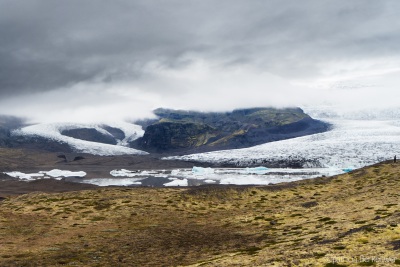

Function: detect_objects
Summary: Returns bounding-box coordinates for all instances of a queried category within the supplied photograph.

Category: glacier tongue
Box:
[12,122,148,156]
[164,117,400,169]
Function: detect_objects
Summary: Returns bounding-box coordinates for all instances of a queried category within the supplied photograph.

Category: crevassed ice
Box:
[164,118,400,169]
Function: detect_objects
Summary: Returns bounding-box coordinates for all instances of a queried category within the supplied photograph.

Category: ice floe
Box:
[4,169,86,180]
[90,167,344,186]
[4,166,345,186]
[192,166,214,175]
[44,169,86,178]
[242,166,269,174]
[77,178,142,187]
[110,169,168,178]
[4,172,45,180]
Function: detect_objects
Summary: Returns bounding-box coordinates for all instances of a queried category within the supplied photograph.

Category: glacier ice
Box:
[342,167,355,173]
[242,166,269,174]
[11,122,148,156]
[4,171,45,180]
[164,117,400,169]
[110,169,139,177]
[79,178,142,186]
[42,169,86,178]
[4,169,86,180]
[192,166,214,175]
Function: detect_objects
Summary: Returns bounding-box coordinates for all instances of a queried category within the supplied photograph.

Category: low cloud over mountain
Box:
[1,1,400,122]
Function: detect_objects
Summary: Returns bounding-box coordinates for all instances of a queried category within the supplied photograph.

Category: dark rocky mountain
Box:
[0,115,26,147]
[133,107,330,153]
[1,107,329,155]
[0,126,10,147]
[9,135,73,153]
[0,118,125,152]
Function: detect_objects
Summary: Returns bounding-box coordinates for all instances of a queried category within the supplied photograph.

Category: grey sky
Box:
[1,0,400,122]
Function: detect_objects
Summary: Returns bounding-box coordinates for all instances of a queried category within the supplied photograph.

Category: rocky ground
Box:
[0,160,399,266]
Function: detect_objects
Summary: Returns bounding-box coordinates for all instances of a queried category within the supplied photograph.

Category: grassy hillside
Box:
[0,161,399,266]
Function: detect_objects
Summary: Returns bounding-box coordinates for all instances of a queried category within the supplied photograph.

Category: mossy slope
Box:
[0,161,399,266]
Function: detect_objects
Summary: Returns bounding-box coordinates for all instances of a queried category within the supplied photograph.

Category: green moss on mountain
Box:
[141,121,217,150]
[135,107,329,153]
[153,107,308,128]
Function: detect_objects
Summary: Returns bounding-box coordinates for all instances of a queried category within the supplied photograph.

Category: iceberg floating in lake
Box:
[80,178,142,186]
[242,166,269,174]
[41,169,87,178]
[110,169,138,177]
[171,169,180,175]
[192,166,214,175]
[4,171,45,180]
[342,167,354,173]
[4,169,86,180]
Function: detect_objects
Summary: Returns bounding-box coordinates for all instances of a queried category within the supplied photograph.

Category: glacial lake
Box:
[63,167,349,187]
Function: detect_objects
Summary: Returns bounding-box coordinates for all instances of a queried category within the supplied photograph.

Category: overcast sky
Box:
[1,0,400,123]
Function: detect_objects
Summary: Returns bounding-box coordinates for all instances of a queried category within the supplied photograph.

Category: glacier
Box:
[11,122,148,156]
[4,106,400,187]
[164,108,400,169]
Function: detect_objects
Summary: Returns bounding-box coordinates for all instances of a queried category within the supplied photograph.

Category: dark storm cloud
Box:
[0,0,195,95]
[1,0,399,96]
[1,0,400,122]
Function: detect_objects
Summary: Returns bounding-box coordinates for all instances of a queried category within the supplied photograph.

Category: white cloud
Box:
[0,82,159,123]
[1,56,399,123]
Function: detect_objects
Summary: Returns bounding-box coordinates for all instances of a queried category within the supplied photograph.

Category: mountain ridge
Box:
[0,107,329,155]
[134,107,329,153]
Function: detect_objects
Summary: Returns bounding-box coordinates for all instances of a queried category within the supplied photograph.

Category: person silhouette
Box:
[394,155,397,163]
